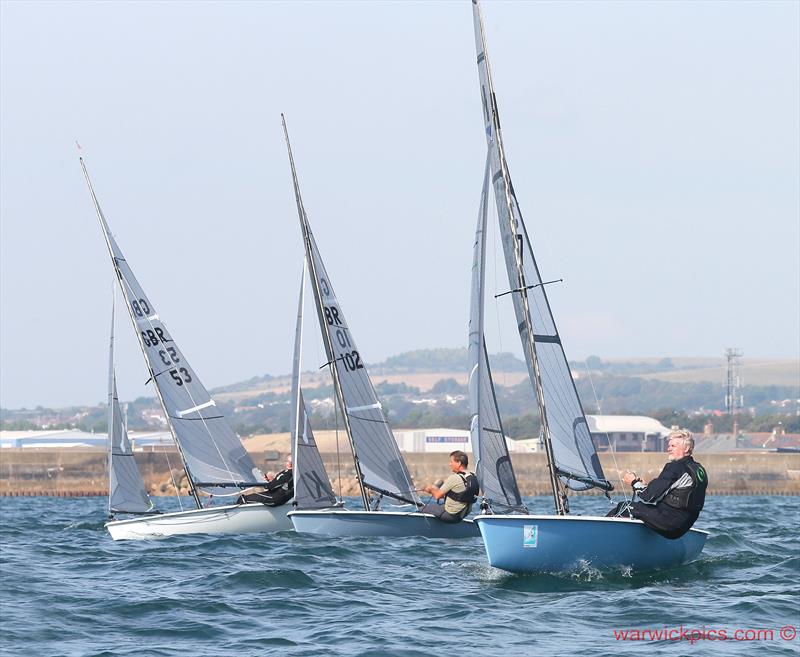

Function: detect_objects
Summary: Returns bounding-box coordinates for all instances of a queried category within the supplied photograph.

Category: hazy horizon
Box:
[2,1,798,409]
[3,349,797,411]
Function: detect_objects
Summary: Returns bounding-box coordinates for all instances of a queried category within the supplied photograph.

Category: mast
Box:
[80,157,203,509]
[281,116,371,511]
[473,2,565,514]
[107,285,116,516]
[291,262,306,480]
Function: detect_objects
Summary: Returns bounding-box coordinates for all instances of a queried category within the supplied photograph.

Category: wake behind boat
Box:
[468,0,707,572]
[81,158,293,540]
[281,117,478,539]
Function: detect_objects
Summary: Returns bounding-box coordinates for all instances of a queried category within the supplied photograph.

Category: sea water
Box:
[1,495,797,656]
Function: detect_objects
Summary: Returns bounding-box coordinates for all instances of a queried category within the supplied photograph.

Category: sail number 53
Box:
[169,368,193,386]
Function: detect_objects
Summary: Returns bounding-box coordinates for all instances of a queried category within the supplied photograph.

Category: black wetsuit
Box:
[630,456,707,539]
[237,468,293,507]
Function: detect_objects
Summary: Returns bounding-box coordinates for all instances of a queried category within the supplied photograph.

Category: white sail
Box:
[282,117,419,507]
[82,159,264,498]
[469,154,525,511]
[291,263,337,509]
[107,292,152,514]
[471,1,610,492]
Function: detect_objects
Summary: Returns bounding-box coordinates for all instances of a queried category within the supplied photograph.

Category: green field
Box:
[630,358,799,387]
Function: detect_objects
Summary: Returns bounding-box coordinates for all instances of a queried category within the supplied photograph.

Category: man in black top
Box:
[619,429,708,539]
[237,455,294,507]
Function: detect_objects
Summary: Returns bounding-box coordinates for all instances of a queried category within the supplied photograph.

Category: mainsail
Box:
[472,1,610,493]
[291,264,337,509]
[108,294,152,514]
[469,155,525,512]
[82,159,265,499]
[282,117,419,507]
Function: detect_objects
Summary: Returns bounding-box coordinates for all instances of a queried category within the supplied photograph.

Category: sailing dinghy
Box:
[81,158,294,540]
[469,0,708,572]
[281,117,478,538]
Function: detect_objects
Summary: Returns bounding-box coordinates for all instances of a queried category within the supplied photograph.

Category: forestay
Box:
[291,266,337,509]
[469,155,525,511]
[82,159,264,494]
[108,297,152,514]
[471,2,610,492]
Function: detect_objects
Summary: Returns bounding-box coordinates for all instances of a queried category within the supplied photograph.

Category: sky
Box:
[1,0,798,410]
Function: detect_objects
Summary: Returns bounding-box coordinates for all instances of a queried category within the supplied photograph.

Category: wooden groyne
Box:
[1,489,105,497]
[1,449,799,497]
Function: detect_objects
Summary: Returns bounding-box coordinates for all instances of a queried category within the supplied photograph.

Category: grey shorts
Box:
[420,503,465,524]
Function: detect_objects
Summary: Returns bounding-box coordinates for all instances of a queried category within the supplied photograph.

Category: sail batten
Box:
[471,3,611,493]
[82,159,263,496]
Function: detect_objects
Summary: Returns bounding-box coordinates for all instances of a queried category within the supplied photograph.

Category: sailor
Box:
[237,455,294,507]
[420,450,479,523]
[620,429,708,539]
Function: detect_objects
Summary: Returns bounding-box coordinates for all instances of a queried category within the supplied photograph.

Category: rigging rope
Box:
[333,372,343,503]
[162,447,184,511]
[583,360,629,507]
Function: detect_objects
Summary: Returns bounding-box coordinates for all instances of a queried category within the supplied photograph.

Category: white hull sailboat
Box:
[106,503,292,540]
[468,0,708,573]
[281,116,478,539]
[82,157,295,540]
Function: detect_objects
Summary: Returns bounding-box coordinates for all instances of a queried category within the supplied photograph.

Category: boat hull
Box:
[289,509,480,538]
[475,514,708,573]
[105,503,293,540]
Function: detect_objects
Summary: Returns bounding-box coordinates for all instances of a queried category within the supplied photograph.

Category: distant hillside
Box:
[376,348,526,373]
[4,348,796,436]
[211,348,527,396]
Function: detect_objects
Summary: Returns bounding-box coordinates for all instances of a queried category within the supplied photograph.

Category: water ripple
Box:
[1,496,798,657]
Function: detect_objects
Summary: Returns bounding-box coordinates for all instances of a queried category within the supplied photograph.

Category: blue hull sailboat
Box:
[468,1,708,573]
[476,516,707,574]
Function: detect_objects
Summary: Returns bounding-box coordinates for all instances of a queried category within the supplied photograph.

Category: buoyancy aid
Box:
[444,472,480,507]
[663,458,707,514]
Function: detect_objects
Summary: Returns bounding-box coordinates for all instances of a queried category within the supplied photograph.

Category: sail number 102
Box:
[341,351,363,372]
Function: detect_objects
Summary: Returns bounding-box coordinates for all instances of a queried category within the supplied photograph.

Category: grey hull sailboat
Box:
[281,117,478,538]
[468,0,708,572]
[81,157,294,539]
